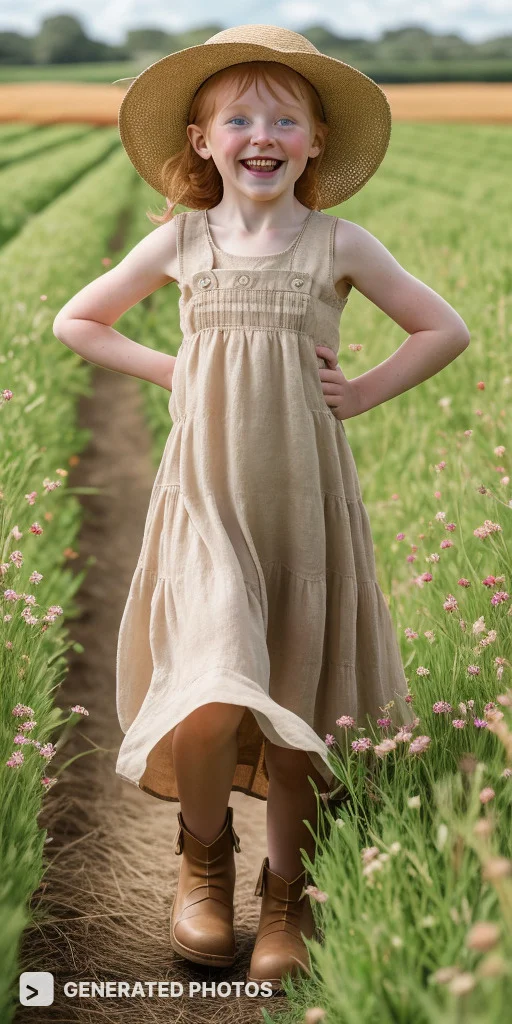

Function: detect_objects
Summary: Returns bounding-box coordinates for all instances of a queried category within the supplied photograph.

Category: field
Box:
[0,81,511,124]
[0,114,511,1024]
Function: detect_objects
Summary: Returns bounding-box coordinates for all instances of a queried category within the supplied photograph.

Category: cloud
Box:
[1,0,510,45]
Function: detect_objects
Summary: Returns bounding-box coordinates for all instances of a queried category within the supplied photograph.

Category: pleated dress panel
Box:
[115,207,414,803]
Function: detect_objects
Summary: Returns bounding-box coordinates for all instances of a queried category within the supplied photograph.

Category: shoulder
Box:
[332,216,391,290]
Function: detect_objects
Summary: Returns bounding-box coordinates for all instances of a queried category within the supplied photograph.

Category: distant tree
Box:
[125,29,176,55]
[380,26,437,61]
[477,34,512,58]
[301,24,375,60]
[32,14,127,64]
[0,31,34,64]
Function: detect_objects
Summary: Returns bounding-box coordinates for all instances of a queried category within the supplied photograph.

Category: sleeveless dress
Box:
[115,207,414,803]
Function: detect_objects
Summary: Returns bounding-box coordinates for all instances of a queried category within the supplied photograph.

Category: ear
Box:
[186,123,212,161]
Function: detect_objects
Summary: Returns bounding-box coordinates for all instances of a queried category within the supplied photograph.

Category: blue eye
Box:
[228,118,294,126]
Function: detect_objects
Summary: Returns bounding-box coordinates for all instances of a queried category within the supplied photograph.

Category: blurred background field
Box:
[1,15,511,124]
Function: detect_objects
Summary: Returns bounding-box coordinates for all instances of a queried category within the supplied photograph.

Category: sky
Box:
[0,0,511,46]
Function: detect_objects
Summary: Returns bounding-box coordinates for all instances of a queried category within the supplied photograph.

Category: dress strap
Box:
[175,210,213,283]
[291,209,336,277]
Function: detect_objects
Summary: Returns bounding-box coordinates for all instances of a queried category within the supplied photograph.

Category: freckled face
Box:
[194,77,320,197]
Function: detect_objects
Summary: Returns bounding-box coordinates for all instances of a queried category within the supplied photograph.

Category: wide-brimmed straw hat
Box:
[114,24,392,210]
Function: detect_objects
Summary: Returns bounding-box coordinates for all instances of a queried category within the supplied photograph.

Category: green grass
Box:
[0,144,139,1022]
[0,127,119,243]
[0,59,511,83]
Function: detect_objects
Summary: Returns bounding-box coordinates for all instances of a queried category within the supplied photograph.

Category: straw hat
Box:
[115,24,392,210]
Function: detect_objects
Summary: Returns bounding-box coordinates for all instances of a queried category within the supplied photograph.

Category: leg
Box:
[172,702,246,844]
[265,742,327,881]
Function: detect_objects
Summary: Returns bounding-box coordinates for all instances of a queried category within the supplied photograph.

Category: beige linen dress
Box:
[115,207,413,803]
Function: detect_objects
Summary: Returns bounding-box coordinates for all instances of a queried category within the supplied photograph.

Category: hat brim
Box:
[118,40,391,209]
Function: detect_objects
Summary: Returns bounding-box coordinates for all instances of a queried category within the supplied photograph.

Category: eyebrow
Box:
[220,101,303,114]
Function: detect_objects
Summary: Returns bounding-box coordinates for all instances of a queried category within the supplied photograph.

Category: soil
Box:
[13,366,284,1023]
[1,80,511,124]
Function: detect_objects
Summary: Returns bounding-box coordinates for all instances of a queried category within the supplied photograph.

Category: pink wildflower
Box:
[474,719,488,728]
[452,719,466,729]
[70,705,89,716]
[443,595,458,612]
[38,743,57,760]
[474,520,502,539]
[408,735,431,755]
[433,701,453,714]
[336,715,355,728]
[479,787,495,804]
[41,777,58,790]
[491,591,509,606]
[6,751,24,767]
[377,717,392,729]
[361,846,380,864]
[325,733,335,747]
[304,885,328,903]
[394,729,413,743]
[12,703,35,718]
[374,739,397,757]
[351,737,372,753]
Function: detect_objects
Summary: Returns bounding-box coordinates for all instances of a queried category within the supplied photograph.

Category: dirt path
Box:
[14,367,282,1023]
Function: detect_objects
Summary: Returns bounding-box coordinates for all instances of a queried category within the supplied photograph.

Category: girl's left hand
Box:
[315,345,361,421]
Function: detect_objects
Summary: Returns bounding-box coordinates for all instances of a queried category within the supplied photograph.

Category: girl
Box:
[53,25,470,994]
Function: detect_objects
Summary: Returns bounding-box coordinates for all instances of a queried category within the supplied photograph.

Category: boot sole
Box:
[246,970,286,993]
[246,961,312,993]
[170,923,236,967]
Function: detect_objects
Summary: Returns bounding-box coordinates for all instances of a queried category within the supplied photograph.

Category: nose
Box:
[250,126,276,147]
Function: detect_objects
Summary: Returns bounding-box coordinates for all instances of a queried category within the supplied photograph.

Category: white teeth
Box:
[243,160,280,168]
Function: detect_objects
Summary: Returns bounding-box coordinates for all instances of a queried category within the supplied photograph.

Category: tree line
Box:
[1,15,511,67]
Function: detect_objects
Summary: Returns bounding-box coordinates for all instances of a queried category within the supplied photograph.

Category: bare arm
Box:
[337,221,470,416]
[53,219,179,391]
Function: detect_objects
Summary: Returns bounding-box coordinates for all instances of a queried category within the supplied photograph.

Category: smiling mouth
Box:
[239,159,285,175]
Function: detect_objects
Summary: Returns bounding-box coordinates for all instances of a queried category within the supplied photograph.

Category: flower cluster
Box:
[6,701,90,785]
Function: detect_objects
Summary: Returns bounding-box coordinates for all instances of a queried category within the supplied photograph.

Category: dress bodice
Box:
[173,209,350,356]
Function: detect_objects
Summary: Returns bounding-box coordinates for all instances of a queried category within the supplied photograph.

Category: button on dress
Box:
[115,207,414,803]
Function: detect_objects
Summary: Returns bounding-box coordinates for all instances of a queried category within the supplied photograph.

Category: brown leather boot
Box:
[246,856,317,993]
[170,805,241,967]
